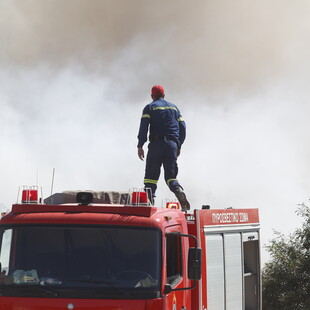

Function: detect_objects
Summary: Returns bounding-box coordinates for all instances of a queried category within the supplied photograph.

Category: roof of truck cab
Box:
[0,203,187,230]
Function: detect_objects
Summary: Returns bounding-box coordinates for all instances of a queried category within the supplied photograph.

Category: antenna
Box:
[50,168,55,196]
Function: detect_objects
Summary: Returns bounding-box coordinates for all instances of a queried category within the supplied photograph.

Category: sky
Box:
[1,0,310,264]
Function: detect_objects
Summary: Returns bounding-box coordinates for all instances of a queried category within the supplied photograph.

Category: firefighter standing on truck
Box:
[137,85,190,210]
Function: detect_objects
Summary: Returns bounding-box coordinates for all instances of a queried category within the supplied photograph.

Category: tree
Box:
[262,204,310,309]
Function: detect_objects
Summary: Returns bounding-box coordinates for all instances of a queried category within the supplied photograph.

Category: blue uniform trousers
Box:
[144,137,182,198]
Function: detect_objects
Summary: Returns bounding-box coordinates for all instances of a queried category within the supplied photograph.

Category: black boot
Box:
[145,188,155,205]
[174,187,190,211]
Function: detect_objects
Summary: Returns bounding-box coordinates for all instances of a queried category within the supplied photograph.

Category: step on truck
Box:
[0,186,261,310]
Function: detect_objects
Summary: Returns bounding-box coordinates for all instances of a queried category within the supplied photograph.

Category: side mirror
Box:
[188,247,202,280]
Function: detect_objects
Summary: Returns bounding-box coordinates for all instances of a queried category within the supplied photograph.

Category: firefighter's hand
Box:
[138,147,144,161]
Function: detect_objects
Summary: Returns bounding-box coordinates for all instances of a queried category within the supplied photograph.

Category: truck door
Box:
[165,226,188,310]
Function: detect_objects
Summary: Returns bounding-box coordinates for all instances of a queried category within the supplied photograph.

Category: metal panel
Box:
[206,234,225,310]
[224,233,243,310]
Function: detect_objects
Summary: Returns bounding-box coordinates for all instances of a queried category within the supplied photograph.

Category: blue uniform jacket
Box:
[137,98,186,148]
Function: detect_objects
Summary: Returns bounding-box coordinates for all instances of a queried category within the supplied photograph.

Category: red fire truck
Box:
[0,187,261,310]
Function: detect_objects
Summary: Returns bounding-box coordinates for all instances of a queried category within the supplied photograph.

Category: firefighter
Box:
[137,85,190,210]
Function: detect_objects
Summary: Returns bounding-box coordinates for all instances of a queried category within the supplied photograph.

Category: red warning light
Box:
[132,191,148,204]
[22,190,38,203]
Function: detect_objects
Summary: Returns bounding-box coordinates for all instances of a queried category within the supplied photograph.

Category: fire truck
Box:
[0,186,261,310]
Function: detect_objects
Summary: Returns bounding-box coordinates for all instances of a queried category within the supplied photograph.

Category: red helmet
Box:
[151,85,165,96]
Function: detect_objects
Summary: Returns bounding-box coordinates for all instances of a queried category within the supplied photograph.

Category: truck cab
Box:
[0,189,201,310]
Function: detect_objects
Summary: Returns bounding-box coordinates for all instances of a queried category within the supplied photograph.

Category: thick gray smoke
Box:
[1,0,310,263]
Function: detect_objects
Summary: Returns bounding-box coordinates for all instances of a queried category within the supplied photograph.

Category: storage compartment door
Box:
[224,233,243,310]
[206,234,225,310]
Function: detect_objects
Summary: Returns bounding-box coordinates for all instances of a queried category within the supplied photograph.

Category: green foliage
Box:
[262,204,310,310]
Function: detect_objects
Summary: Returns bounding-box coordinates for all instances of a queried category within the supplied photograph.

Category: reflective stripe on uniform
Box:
[166,178,178,185]
[144,179,158,185]
[142,114,150,118]
[178,117,184,122]
[153,107,177,111]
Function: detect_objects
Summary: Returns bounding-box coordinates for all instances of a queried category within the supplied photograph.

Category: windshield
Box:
[0,225,161,299]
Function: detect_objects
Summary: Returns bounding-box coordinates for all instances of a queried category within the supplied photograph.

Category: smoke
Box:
[3,0,310,92]
[1,0,310,262]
